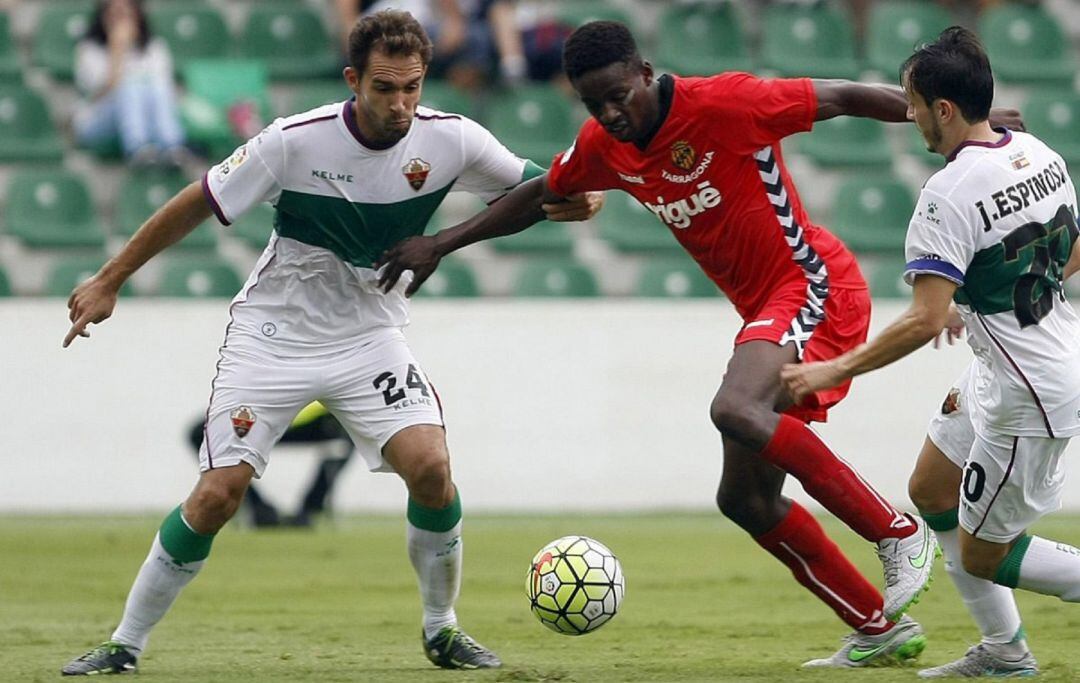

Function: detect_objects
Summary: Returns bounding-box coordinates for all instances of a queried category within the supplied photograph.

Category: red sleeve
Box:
[546,120,619,197]
[700,73,816,154]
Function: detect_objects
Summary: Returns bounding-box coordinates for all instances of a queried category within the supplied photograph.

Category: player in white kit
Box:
[60,10,599,676]
[782,27,1080,678]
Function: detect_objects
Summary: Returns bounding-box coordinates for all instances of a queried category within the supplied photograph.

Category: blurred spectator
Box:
[73,0,186,166]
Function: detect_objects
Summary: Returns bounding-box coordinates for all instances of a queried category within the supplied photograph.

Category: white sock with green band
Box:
[407,491,463,640]
[921,509,1023,647]
[110,506,215,654]
[996,535,1080,602]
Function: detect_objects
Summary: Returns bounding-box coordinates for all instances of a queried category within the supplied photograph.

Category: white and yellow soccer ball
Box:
[525,535,625,635]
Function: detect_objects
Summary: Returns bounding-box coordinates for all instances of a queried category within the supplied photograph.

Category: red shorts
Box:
[735,285,871,423]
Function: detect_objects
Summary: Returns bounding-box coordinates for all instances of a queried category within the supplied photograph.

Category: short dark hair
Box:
[86,0,151,50]
[347,9,433,76]
[562,21,642,81]
[900,26,993,123]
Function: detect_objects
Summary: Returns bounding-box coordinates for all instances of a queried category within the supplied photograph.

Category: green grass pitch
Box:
[3,513,1078,682]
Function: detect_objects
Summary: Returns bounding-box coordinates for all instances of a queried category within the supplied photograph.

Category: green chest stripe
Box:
[274,183,455,267]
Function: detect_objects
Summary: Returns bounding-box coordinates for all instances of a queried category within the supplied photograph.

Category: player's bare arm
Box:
[781,275,958,403]
[64,182,213,347]
[813,80,1024,130]
[377,173,590,295]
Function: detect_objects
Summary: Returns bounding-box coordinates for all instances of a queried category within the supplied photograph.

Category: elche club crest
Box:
[671,140,696,171]
[402,157,431,190]
[230,406,256,438]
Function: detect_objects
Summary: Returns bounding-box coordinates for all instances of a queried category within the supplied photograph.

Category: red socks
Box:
[761,415,914,543]
[756,502,892,634]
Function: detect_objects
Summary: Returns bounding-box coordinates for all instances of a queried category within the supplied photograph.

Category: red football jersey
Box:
[548,73,866,320]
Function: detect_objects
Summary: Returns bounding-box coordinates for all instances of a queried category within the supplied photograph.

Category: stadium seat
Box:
[238,4,339,80]
[32,2,93,80]
[420,79,476,120]
[797,116,891,168]
[45,256,135,297]
[3,169,105,249]
[0,265,9,296]
[557,1,633,30]
[148,2,230,71]
[597,191,680,254]
[0,85,65,162]
[655,3,751,76]
[116,170,217,249]
[1024,90,1080,166]
[180,59,270,159]
[760,3,859,79]
[864,258,911,299]
[0,12,21,82]
[829,175,915,253]
[979,4,1074,85]
[486,86,574,166]
[158,257,242,297]
[286,80,351,116]
[865,1,952,76]
[491,221,575,254]
[413,259,480,298]
[514,258,599,297]
[636,258,717,298]
[230,203,278,249]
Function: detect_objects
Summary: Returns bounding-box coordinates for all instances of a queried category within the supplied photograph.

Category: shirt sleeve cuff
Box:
[904,258,964,286]
[201,172,231,226]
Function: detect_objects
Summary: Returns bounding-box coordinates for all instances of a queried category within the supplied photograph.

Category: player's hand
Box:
[780,360,846,405]
[542,192,605,222]
[63,274,120,347]
[989,107,1025,132]
[933,303,965,349]
[376,235,442,296]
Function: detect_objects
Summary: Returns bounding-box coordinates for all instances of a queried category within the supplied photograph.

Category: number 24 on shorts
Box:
[373,364,431,406]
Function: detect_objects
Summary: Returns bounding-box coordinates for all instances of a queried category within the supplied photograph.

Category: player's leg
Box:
[188,417,279,527]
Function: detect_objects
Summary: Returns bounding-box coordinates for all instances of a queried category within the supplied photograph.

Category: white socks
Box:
[1011,536,1080,602]
[407,520,462,640]
[937,526,1024,647]
[110,533,205,654]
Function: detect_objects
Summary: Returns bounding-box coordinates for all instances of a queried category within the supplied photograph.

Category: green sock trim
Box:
[407,489,462,533]
[919,508,959,532]
[994,534,1033,588]
[159,505,215,564]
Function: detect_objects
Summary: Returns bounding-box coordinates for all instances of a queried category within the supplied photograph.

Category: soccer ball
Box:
[525,535,625,635]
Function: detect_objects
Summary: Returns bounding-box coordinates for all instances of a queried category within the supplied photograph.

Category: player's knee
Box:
[907,473,940,513]
[709,394,756,440]
[186,476,247,532]
[715,486,760,528]
[405,454,453,508]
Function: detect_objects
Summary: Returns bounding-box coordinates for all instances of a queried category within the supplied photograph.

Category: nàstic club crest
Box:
[230,406,256,438]
[402,157,431,190]
[671,140,696,171]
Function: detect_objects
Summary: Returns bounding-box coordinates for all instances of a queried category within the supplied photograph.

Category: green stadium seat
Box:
[979,4,1074,85]
[656,3,751,76]
[420,79,475,120]
[761,3,859,79]
[413,259,479,298]
[514,258,599,297]
[149,2,230,71]
[491,221,575,254]
[0,265,10,296]
[829,175,915,253]
[287,80,351,116]
[0,12,22,82]
[116,170,217,249]
[1024,90,1080,166]
[158,257,242,297]
[230,203,278,249]
[486,86,574,166]
[557,1,633,30]
[180,59,270,159]
[636,258,717,298]
[864,258,911,299]
[238,4,338,80]
[798,117,892,168]
[32,2,93,80]
[866,1,952,76]
[0,85,65,162]
[45,256,135,297]
[597,191,680,254]
[4,169,105,249]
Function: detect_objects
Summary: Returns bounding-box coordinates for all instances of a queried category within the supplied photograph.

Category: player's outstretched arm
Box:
[63,181,213,347]
[377,173,565,295]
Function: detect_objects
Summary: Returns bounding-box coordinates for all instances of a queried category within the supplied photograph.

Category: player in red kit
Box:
[376,20,1016,667]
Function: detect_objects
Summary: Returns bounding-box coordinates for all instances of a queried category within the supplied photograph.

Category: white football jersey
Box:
[203,99,542,353]
[905,129,1080,437]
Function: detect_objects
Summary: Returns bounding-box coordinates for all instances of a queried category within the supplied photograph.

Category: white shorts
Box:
[927,366,1069,543]
[199,327,443,477]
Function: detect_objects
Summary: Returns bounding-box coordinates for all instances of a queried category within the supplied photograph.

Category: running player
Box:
[374,20,1028,667]
[782,27,1080,678]
[60,10,599,676]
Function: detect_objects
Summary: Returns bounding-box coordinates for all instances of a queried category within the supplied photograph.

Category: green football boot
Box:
[61,641,137,675]
[423,626,502,669]
[803,615,927,668]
